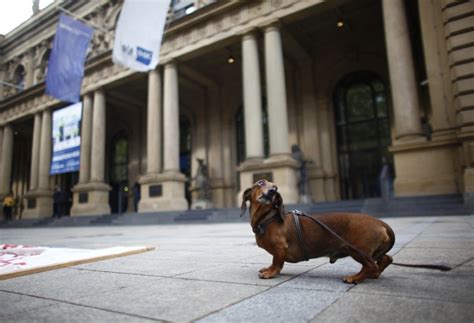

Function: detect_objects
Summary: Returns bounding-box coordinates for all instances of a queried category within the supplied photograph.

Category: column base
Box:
[236,155,299,205]
[308,165,326,202]
[138,172,188,212]
[391,138,459,196]
[71,182,111,216]
[22,189,53,219]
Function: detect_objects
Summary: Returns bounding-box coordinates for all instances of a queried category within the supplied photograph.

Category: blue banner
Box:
[46,14,93,103]
[51,102,82,175]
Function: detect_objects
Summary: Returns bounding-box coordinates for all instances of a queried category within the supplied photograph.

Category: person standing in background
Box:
[2,193,15,221]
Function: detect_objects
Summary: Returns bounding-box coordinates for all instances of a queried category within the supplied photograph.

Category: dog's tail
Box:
[392,262,451,271]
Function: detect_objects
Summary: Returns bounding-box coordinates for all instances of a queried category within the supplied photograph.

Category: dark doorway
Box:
[334,71,392,200]
[180,115,192,208]
[109,130,129,213]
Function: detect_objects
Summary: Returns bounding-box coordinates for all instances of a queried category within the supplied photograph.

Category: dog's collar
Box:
[252,209,280,235]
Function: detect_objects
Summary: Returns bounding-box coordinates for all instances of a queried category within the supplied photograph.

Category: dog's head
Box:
[240,179,285,220]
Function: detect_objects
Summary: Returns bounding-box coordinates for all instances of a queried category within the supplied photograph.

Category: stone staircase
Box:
[1,194,471,228]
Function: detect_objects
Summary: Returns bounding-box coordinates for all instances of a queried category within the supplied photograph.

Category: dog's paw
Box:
[259,271,276,279]
[258,267,269,273]
[343,276,358,284]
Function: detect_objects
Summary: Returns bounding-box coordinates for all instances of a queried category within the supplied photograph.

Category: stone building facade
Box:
[0,0,473,219]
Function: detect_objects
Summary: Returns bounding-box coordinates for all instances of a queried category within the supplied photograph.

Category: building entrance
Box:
[334,71,393,200]
[180,116,191,208]
[109,130,128,213]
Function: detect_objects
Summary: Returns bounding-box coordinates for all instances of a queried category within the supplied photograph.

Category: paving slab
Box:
[0,268,165,302]
[0,291,56,318]
[73,277,268,322]
[1,302,160,323]
[350,265,474,304]
[198,287,344,323]
[311,292,474,323]
[175,261,316,286]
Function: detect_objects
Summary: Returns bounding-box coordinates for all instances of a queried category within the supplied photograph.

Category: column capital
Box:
[262,19,282,31]
[241,28,260,40]
[162,58,178,67]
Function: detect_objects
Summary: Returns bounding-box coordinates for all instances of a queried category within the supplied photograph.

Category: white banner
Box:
[112,0,171,72]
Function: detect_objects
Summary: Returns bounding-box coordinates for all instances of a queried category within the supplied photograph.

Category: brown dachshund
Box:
[241,179,450,284]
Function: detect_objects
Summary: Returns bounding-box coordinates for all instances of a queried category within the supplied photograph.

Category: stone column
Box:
[139,68,168,212]
[29,113,42,190]
[90,89,106,183]
[70,94,95,216]
[147,68,162,175]
[382,0,423,140]
[418,0,454,136]
[140,62,187,212]
[264,23,290,157]
[38,109,52,191]
[242,31,264,160]
[0,124,13,196]
[71,90,110,216]
[163,63,180,173]
[78,94,93,184]
[258,22,298,203]
[23,109,54,218]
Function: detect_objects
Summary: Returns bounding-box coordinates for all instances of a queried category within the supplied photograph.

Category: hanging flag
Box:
[112,0,171,72]
[45,13,94,103]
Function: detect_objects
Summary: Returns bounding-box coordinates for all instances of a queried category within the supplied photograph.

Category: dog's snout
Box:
[266,185,278,199]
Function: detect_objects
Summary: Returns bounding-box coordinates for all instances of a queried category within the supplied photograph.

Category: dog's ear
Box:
[272,192,285,221]
[240,188,252,217]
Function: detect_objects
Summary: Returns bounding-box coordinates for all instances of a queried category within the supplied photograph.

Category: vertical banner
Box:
[112,0,171,72]
[45,14,94,103]
[50,102,82,175]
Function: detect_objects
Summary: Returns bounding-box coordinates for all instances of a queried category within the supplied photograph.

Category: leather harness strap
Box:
[252,209,280,235]
[291,212,310,261]
[291,210,372,262]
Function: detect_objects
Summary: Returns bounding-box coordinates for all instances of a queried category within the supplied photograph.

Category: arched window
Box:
[13,65,26,90]
[39,50,51,82]
[334,71,392,200]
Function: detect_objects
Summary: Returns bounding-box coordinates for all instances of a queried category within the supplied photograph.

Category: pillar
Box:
[78,94,93,184]
[383,0,423,140]
[139,62,187,212]
[242,31,264,160]
[264,24,290,157]
[383,0,457,197]
[0,125,13,195]
[29,113,42,190]
[71,90,111,216]
[23,109,53,219]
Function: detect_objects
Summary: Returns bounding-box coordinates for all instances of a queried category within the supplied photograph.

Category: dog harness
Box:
[252,209,280,235]
[291,209,372,263]
[291,210,310,261]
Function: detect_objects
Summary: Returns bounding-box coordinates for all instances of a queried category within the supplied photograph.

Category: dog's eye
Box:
[256,180,266,187]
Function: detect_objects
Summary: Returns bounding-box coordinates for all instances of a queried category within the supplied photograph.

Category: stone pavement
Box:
[0,215,473,322]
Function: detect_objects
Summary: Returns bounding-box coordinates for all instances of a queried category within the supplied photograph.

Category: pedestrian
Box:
[53,186,69,218]
[133,182,140,212]
[2,192,15,221]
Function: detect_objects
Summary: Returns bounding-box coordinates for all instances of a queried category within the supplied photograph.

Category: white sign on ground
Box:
[0,244,154,280]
